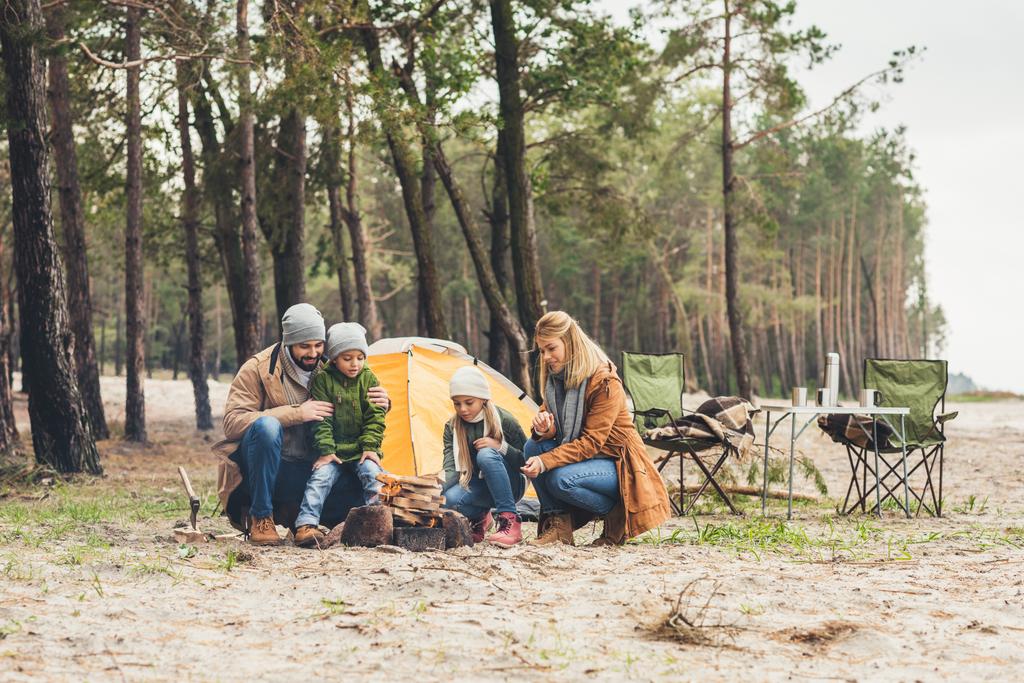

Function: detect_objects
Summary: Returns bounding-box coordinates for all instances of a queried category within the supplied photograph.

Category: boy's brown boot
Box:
[529,512,574,546]
[249,516,283,546]
[294,525,325,548]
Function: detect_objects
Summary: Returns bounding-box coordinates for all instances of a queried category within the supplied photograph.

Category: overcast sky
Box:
[598,1,1024,392]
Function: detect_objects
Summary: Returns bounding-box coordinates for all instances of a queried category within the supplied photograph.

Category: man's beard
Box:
[290,349,320,371]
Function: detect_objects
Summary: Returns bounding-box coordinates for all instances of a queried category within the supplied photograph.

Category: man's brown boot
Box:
[529,512,575,546]
[248,516,283,546]
[294,525,325,548]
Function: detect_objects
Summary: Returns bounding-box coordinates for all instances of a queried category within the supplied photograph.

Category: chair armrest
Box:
[937,411,958,424]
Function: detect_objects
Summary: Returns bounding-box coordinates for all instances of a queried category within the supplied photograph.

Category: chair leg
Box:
[683,448,740,516]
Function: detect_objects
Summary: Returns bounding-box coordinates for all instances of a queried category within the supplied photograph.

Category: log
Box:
[677,484,819,503]
[173,528,207,544]
[441,510,474,549]
[391,508,439,527]
[390,496,441,511]
[341,505,393,547]
[393,526,446,552]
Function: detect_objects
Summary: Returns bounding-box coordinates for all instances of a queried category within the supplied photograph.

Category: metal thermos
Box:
[824,353,840,406]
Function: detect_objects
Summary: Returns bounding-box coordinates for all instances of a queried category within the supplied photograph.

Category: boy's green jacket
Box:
[309,364,386,461]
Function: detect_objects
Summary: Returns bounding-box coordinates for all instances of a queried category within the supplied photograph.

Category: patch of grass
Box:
[627,515,1010,562]
[953,495,989,515]
[219,549,238,572]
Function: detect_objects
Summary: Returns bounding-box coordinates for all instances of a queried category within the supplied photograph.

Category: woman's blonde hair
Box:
[535,311,609,391]
[449,399,503,488]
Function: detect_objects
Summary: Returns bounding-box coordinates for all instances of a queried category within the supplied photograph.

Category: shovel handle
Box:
[178,466,198,501]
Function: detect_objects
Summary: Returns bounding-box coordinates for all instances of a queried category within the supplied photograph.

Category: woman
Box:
[522,311,671,546]
[441,366,528,546]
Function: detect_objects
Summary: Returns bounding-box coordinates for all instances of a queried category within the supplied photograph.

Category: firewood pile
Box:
[376,473,445,527]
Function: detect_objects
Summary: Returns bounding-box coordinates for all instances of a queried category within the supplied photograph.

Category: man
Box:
[213,304,389,545]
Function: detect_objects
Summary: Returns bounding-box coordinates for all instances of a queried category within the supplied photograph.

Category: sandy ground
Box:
[1,374,1023,681]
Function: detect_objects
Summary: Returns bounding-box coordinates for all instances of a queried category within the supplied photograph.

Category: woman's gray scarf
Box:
[545,370,588,445]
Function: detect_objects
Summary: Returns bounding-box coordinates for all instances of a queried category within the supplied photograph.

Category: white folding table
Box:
[757,403,911,519]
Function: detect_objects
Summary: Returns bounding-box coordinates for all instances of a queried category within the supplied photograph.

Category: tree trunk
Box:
[177,63,213,430]
[44,4,108,439]
[235,0,264,356]
[123,6,146,442]
[0,238,19,452]
[1,0,100,472]
[489,0,545,333]
[720,4,751,399]
[487,139,511,375]
[359,23,446,338]
[257,106,307,332]
[340,94,381,338]
[430,141,533,394]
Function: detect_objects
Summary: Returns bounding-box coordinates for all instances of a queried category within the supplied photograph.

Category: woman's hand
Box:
[473,437,502,451]
[521,456,544,479]
[360,451,381,466]
[314,453,342,470]
[531,411,555,439]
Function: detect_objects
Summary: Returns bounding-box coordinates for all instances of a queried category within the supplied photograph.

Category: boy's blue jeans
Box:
[295,458,384,528]
[233,415,368,524]
[442,447,526,519]
[524,438,620,516]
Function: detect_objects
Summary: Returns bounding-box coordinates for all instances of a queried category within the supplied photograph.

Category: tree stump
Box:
[393,526,446,552]
[340,505,393,547]
[441,510,474,549]
[321,521,345,548]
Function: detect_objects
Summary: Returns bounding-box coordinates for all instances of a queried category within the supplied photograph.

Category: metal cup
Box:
[791,387,807,407]
[860,389,882,407]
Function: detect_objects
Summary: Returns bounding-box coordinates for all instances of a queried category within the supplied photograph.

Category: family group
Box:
[212,305,671,548]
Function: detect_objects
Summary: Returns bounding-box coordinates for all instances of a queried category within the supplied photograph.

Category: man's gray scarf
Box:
[545,370,588,445]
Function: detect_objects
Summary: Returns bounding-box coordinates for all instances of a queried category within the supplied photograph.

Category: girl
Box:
[442,366,529,546]
[522,311,671,546]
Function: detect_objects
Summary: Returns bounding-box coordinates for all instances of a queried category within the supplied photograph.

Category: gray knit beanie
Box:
[449,366,492,400]
[326,322,369,360]
[281,303,326,346]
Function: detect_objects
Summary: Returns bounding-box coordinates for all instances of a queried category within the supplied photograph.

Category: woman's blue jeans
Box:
[442,447,525,518]
[524,438,620,515]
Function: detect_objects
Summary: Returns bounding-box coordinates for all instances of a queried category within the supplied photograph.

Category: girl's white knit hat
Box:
[449,366,491,400]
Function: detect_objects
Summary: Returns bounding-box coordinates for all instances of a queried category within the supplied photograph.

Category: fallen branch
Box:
[677,484,818,503]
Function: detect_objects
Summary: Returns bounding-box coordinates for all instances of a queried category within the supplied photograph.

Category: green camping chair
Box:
[621,351,739,515]
[839,359,957,516]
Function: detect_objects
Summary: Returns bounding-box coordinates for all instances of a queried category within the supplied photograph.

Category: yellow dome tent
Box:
[366,338,539,480]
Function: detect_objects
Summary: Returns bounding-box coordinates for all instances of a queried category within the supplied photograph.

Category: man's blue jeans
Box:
[524,438,620,516]
[233,416,363,525]
[442,447,526,519]
[295,459,384,528]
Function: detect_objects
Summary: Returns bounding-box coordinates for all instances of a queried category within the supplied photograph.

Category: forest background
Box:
[2,0,1002,473]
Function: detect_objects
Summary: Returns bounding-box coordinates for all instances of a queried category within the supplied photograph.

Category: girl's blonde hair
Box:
[449,399,503,488]
[535,311,609,391]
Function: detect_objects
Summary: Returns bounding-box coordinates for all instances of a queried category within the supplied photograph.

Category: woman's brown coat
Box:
[536,363,671,541]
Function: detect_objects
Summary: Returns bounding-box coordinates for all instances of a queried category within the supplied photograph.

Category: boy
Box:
[294,322,386,547]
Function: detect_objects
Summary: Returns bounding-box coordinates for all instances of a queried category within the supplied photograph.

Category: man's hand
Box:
[301,399,334,422]
[314,453,342,470]
[474,436,502,451]
[360,451,381,466]
[367,385,390,409]
[521,456,544,479]
[531,411,555,439]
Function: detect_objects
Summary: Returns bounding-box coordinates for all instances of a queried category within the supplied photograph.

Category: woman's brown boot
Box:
[529,512,575,546]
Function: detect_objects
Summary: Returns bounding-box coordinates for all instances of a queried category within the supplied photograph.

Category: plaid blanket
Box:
[645,396,760,459]
[817,414,894,450]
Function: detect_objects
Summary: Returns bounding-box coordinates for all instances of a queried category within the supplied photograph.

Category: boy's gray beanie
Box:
[281,303,326,346]
[326,322,369,360]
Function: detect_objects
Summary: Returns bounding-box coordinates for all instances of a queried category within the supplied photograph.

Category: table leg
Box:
[872,417,881,517]
[788,413,796,520]
[901,414,910,518]
[762,410,771,516]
